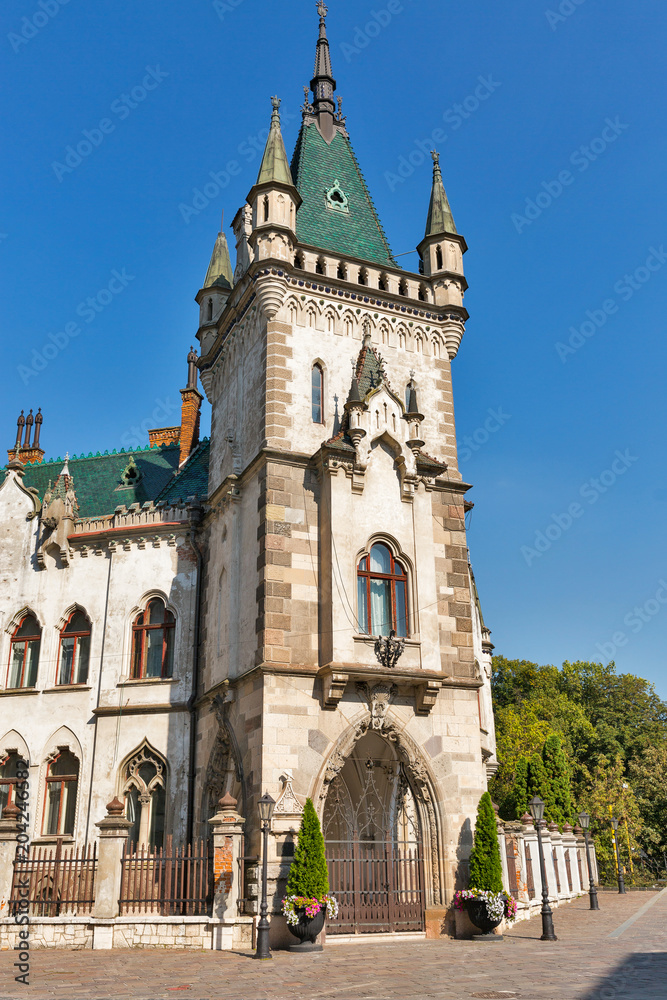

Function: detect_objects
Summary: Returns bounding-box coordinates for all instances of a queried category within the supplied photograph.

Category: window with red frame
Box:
[357,542,408,638]
[0,752,21,818]
[57,611,91,686]
[43,749,79,836]
[7,613,41,689]
[131,600,175,679]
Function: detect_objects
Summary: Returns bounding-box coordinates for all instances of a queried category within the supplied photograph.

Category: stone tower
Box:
[195,4,496,939]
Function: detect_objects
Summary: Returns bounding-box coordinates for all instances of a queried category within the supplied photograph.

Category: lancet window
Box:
[122,745,167,849]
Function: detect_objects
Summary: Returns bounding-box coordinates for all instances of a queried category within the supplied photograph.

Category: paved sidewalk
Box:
[1,891,666,1000]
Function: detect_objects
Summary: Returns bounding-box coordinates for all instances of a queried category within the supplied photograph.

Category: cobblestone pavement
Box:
[1,891,666,1000]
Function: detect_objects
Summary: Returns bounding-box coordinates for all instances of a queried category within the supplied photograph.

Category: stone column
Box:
[209,792,246,921]
[94,797,132,921]
[0,802,20,913]
[562,824,580,893]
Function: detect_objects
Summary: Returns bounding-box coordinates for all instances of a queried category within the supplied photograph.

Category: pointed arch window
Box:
[122,745,166,849]
[311,364,324,424]
[58,611,91,686]
[7,613,41,689]
[207,298,213,321]
[262,195,269,222]
[435,245,443,270]
[357,543,408,637]
[131,599,174,679]
[0,752,22,817]
[43,749,79,836]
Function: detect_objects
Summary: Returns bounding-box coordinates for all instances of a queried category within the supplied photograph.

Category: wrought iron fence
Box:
[10,840,97,917]
[119,836,213,916]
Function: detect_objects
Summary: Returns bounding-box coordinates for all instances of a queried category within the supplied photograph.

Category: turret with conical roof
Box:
[195,215,234,354]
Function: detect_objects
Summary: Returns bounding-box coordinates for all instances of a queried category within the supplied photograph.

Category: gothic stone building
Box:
[0,6,497,938]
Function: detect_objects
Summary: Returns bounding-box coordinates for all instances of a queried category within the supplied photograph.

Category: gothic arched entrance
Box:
[321,729,426,934]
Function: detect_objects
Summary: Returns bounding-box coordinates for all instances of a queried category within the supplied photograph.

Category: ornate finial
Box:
[270,95,281,127]
[317,0,328,20]
[271,95,281,111]
[302,85,313,113]
[409,369,415,379]
[337,96,343,115]
[431,149,440,167]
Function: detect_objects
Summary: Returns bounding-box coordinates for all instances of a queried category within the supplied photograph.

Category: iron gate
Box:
[326,834,425,934]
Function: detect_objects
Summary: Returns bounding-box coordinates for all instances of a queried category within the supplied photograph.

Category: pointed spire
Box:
[255,96,295,187]
[406,376,420,415]
[203,215,233,289]
[425,150,457,237]
[61,452,70,477]
[186,346,199,389]
[310,1,337,140]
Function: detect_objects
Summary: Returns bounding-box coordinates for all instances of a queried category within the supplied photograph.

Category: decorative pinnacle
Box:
[270,95,281,126]
[317,0,328,20]
[431,150,440,167]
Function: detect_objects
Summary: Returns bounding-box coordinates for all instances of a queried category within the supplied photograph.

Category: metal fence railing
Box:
[119,836,213,916]
[11,840,97,917]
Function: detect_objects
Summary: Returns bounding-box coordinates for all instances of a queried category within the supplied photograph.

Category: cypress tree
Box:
[511,756,530,819]
[526,752,549,806]
[468,791,503,892]
[542,734,574,826]
[285,798,330,898]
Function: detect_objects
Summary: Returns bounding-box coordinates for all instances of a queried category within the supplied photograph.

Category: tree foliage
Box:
[285,798,330,899]
[468,791,503,892]
[490,655,667,867]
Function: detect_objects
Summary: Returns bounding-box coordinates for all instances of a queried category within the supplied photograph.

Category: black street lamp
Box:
[254,791,276,960]
[528,795,557,941]
[611,817,627,894]
[577,812,600,910]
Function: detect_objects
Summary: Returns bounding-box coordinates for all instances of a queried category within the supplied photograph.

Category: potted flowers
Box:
[281,798,338,951]
[454,791,517,937]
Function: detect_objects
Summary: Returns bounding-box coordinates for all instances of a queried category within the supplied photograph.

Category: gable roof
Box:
[155,439,210,506]
[291,122,395,266]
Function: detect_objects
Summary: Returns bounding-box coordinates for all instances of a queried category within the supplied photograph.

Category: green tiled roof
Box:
[155,439,210,506]
[10,445,182,518]
[291,123,395,266]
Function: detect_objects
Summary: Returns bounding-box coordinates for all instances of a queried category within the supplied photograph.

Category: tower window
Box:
[131,599,175,679]
[418,283,428,302]
[207,298,213,321]
[316,256,326,276]
[358,268,368,286]
[337,261,347,280]
[7,613,41,689]
[43,749,79,837]
[357,543,408,637]
[378,273,388,292]
[311,364,324,423]
[263,195,269,222]
[294,252,304,270]
[435,245,443,270]
[398,278,408,297]
[58,611,91,686]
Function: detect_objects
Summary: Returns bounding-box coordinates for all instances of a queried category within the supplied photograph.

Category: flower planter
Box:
[466,897,503,937]
[288,906,326,952]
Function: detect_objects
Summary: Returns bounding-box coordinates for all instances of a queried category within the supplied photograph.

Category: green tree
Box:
[629,745,667,860]
[542,734,574,825]
[468,791,503,892]
[526,752,549,805]
[285,798,330,899]
[510,756,529,820]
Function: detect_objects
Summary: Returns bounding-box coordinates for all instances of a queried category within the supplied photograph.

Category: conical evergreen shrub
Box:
[526,752,549,805]
[511,756,530,819]
[468,791,503,892]
[285,798,330,899]
[542,734,574,826]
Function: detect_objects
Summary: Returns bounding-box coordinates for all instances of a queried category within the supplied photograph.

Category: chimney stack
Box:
[8,408,45,465]
[179,347,203,466]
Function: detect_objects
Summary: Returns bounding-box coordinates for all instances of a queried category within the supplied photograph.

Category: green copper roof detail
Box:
[8,444,182,517]
[256,96,295,188]
[291,122,394,266]
[204,228,233,289]
[425,150,457,237]
[155,438,210,506]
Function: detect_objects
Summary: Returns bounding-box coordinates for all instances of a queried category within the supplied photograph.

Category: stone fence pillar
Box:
[548,822,567,897]
[562,824,581,894]
[519,813,541,900]
[209,793,246,921]
[0,803,20,916]
[94,797,132,920]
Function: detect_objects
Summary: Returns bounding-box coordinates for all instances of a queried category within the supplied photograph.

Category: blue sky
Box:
[2,0,666,697]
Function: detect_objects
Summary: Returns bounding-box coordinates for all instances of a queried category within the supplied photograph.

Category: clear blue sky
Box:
[2,0,666,697]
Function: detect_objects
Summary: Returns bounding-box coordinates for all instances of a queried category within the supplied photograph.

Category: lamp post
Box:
[528,795,557,941]
[611,817,627,894]
[254,791,276,960]
[577,812,600,910]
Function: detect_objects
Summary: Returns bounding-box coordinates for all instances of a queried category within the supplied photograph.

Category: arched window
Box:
[7,613,41,689]
[357,543,408,637]
[398,278,408,297]
[337,261,347,280]
[311,364,324,423]
[294,251,304,270]
[262,195,269,222]
[418,283,428,302]
[58,611,91,686]
[358,268,368,286]
[131,599,174,679]
[43,749,79,836]
[435,245,443,270]
[378,273,388,292]
[316,256,326,276]
[0,752,22,817]
[207,298,213,321]
[123,745,166,849]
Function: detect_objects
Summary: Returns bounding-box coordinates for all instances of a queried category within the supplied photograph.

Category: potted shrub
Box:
[453,792,517,937]
[281,798,338,950]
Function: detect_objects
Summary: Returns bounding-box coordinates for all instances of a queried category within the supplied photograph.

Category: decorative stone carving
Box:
[322,670,348,708]
[254,270,288,320]
[415,679,441,715]
[274,770,303,815]
[356,682,397,730]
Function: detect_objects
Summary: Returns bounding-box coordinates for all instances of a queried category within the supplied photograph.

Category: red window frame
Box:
[131,600,175,679]
[7,614,41,689]
[57,611,91,686]
[357,543,409,637]
[42,750,79,836]
[0,752,21,815]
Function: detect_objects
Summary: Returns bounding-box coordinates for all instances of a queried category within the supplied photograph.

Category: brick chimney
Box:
[7,408,45,465]
[179,347,203,466]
